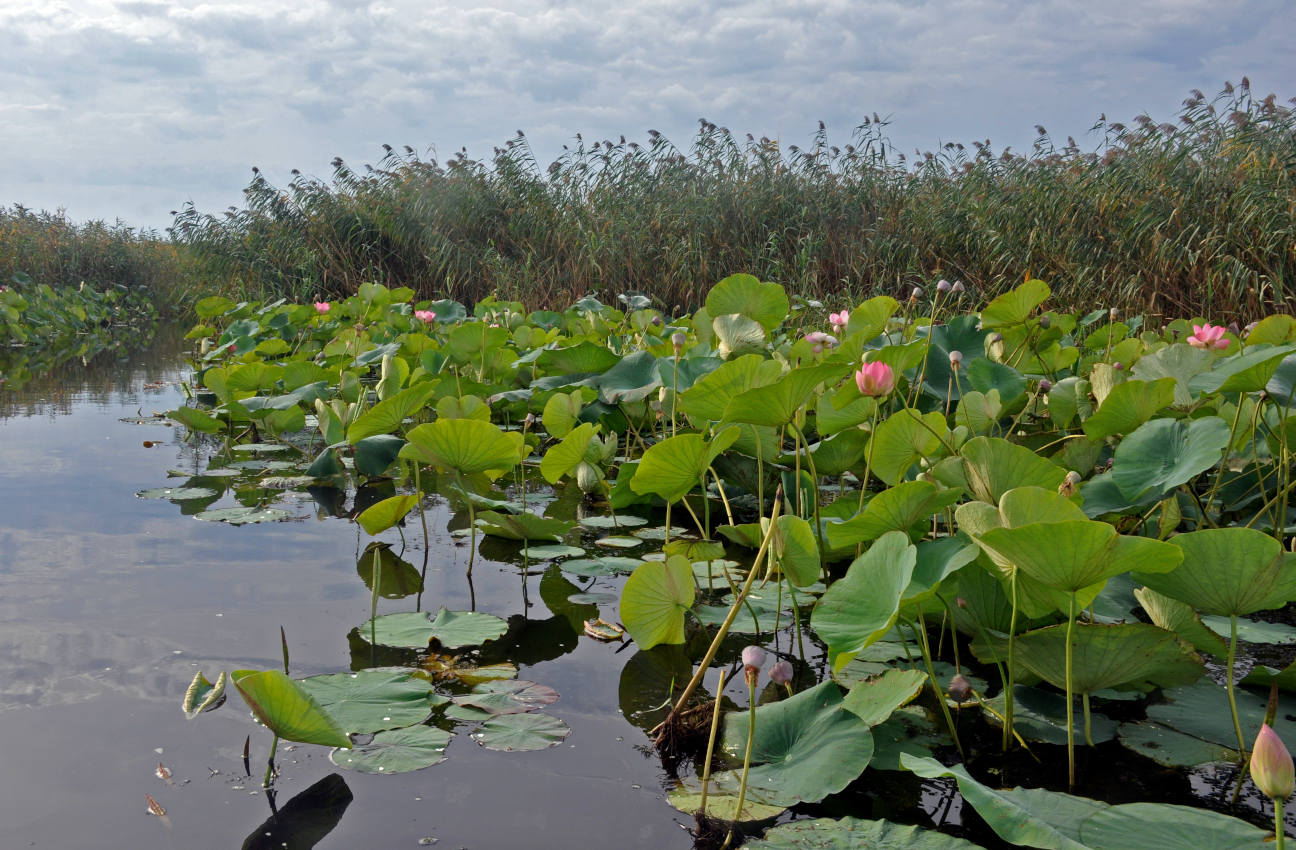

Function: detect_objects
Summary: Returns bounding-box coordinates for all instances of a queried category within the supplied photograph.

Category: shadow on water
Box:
[242,773,353,850]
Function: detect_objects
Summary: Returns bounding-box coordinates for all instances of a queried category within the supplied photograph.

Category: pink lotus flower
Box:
[414,310,436,323]
[804,331,838,353]
[855,360,896,397]
[829,310,849,333]
[1252,723,1294,800]
[313,301,330,314]
[1188,323,1229,350]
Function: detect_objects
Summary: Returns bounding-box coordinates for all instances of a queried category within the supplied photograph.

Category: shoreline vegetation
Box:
[4,82,1295,322]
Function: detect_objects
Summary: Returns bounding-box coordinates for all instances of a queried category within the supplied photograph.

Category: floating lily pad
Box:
[298,670,442,734]
[667,786,784,822]
[451,680,559,716]
[595,536,643,548]
[695,603,787,633]
[358,609,508,649]
[633,526,691,541]
[842,668,927,727]
[192,467,240,477]
[568,591,618,605]
[137,487,218,501]
[330,725,452,774]
[555,556,639,577]
[521,544,587,560]
[746,817,986,849]
[194,506,291,524]
[231,442,291,453]
[579,514,648,529]
[182,670,226,718]
[472,712,569,751]
[260,475,317,489]
[1203,615,1296,645]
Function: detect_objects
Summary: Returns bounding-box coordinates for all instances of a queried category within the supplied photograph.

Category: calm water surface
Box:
[0,335,692,849]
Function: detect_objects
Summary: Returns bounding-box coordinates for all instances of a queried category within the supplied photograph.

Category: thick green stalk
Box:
[724,680,759,850]
[1227,613,1247,760]
[1004,571,1019,752]
[913,615,964,759]
[1066,592,1077,789]
[1276,798,1286,850]
[698,669,726,817]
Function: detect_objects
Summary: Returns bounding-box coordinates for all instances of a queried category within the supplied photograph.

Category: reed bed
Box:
[170,81,1296,320]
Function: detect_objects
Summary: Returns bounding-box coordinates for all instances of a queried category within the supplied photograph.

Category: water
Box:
[0,335,690,848]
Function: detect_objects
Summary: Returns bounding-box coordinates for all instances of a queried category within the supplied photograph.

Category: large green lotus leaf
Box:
[967,359,1026,404]
[194,506,291,525]
[1266,354,1296,406]
[901,754,1098,850]
[536,341,620,375]
[1046,376,1091,429]
[746,817,986,850]
[811,532,916,671]
[1110,416,1230,502]
[667,786,784,822]
[1078,803,1270,850]
[538,422,596,483]
[868,409,948,487]
[629,427,739,502]
[1131,344,1214,406]
[357,543,422,598]
[355,493,418,535]
[827,481,964,548]
[1117,679,1295,767]
[903,536,979,608]
[705,272,789,332]
[137,486,219,501]
[918,315,988,402]
[352,433,407,477]
[816,390,877,436]
[722,363,848,427]
[1189,343,1296,395]
[597,349,663,403]
[678,354,782,422]
[1203,615,1296,645]
[869,705,945,771]
[620,554,694,649]
[435,394,490,422]
[1082,378,1176,440]
[982,686,1117,746]
[346,382,437,442]
[801,430,871,476]
[182,670,227,718]
[979,521,1181,598]
[540,389,583,439]
[297,670,440,735]
[1135,527,1296,616]
[231,669,352,748]
[329,725,451,774]
[400,419,524,477]
[979,278,1051,329]
[358,609,508,649]
[720,680,873,807]
[168,406,223,433]
[474,510,573,541]
[1133,586,1229,656]
[954,389,1003,435]
[773,514,821,588]
[473,713,569,752]
[842,668,927,727]
[997,485,1088,526]
[713,313,768,359]
[1014,623,1203,694]
[451,680,559,716]
[960,437,1067,504]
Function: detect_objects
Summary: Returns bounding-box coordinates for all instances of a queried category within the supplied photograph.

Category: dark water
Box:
[0,336,690,849]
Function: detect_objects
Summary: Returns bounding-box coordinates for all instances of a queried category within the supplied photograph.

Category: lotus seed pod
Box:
[671,331,686,353]
[576,461,601,493]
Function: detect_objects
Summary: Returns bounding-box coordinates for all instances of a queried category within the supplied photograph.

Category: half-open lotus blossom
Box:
[313,301,330,314]
[1252,723,1295,801]
[804,331,838,353]
[855,360,896,397]
[1188,323,1229,350]
[414,310,436,323]
[829,310,849,333]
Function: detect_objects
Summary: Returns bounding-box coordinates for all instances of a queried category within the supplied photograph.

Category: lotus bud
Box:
[523,412,536,430]
[652,314,663,326]
[949,350,963,370]
[936,279,952,293]
[769,659,793,688]
[1109,307,1119,322]
[1039,314,1051,329]
[1058,469,1082,497]
[576,461,601,493]
[855,361,896,397]
[671,331,686,354]
[951,280,965,294]
[1251,723,1294,801]
[1039,378,1052,393]
[956,597,967,609]
[910,286,923,302]
[314,301,331,314]
[1113,362,1124,370]
[742,645,766,686]
[948,674,972,702]
[1245,320,1260,335]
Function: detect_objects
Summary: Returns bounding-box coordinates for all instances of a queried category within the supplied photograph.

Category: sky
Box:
[2,0,1293,233]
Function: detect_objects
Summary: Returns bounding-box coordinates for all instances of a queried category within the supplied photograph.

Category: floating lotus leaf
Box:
[330,725,451,774]
[557,556,641,577]
[231,669,351,748]
[521,544,586,560]
[633,525,691,541]
[231,442,290,453]
[1203,615,1296,645]
[1134,527,1296,617]
[1109,416,1230,503]
[298,670,441,734]
[473,712,569,751]
[842,668,927,727]
[194,506,291,525]
[718,680,873,807]
[451,680,559,716]
[811,532,916,671]
[182,670,227,718]
[666,787,784,822]
[475,510,573,541]
[747,817,987,850]
[357,609,508,649]
[579,514,648,529]
[620,555,694,649]
[595,535,642,548]
[1013,623,1203,694]
[137,486,218,501]
[695,603,786,634]
[1078,802,1271,850]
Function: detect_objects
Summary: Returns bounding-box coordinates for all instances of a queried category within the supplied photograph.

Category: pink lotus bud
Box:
[523,412,536,428]
[949,350,963,370]
[769,659,793,686]
[414,310,436,323]
[1251,723,1294,801]
[1039,379,1052,393]
[1187,323,1229,350]
[956,597,967,609]
[936,279,952,293]
[951,280,965,294]
[314,301,331,314]
[854,361,896,397]
[1113,362,1124,370]
[1245,320,1260,335]
[988,332,1003,345]
[671,331,686,354]
[742,645,766,686]
[948,674,972,701]
[1109,307,1119,322]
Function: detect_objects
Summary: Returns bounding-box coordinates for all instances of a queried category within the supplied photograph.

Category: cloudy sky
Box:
[2,0,1293,232]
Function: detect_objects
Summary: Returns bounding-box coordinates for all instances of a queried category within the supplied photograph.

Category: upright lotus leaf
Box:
[435,394,490,421]
[231,669,352,748]
[1046,376,1091,429]
[540,422,598,484]
[597,350,662,403]
[400,418,524,479]
[811,532,917,671]
[1133,586,1230,656]
[169,406,223,434]
[919,314,988,402]
[536,341,620,374]
[722,363,848,427]
[827,481,964,548]
[979,521,1181,607]
[772,514,821,588]
[705,272,789,332]
[297,670,441,735]
[1014,623,1204,694]
[619,554,694,649]
[801,430,871,476]
[967,359,1026,405]
[960,437,1068,504]
[355,494,418,535]
[352,433,406,477]
[1131,344,1215,406]
[346,382,437,442]
[541,389,585,438]
[1266,354,1296,406]
[868,409,948,486]
[816,390,877,435]
[719,680,873,807]
[678,354,783,422]
[1134,527,1296,616]
[474,510,573,541]
[1082,378,1176,440]
[746,817,986,850]
[1189,343,1296,395]
[1110,416,1230,503]
[903,536,980,609]
[842,668,928,727]
[629,426,740,503]
[954,389,1003,435]
[979,278,1051,329]
[713,313,768,359]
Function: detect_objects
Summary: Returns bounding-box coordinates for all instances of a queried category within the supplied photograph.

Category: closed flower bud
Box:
[1251,723,1294,801]
[951,280,965,294]
[742,645,766,686]
[936,279,952,293]
[948,674,973,702]
[671,331,686,354]
[769,659,793,687]
[1058,469,1082,497]
[949,350,963,370]
[1039,379,1052,393]
[910,286,923,302]
[1039,314,1051,329]
[1109,307,1119,322]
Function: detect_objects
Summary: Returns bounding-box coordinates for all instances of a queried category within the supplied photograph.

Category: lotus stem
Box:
[789,423,827,581]
[1228,613,1248,761]
[912,614,964,759]
[1277,798,1286,850]
[708,465,735,526]
[262,734,279,788]
[1066,592,1077,789]
[370,546,381,647]
[724,679,759,849]
[1083,693,1094,747]
[698,669,727,816]
[1004,571,1019,752]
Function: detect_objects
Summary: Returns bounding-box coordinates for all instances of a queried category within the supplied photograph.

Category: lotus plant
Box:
[414,309,436,323]
[1252,723,1293,848]
[727,646,766,848]
[1188,322,1229,349]
[313,301,330,314]
[855,360,895,397]
[829,309,849,334]
[804,331,838,354]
